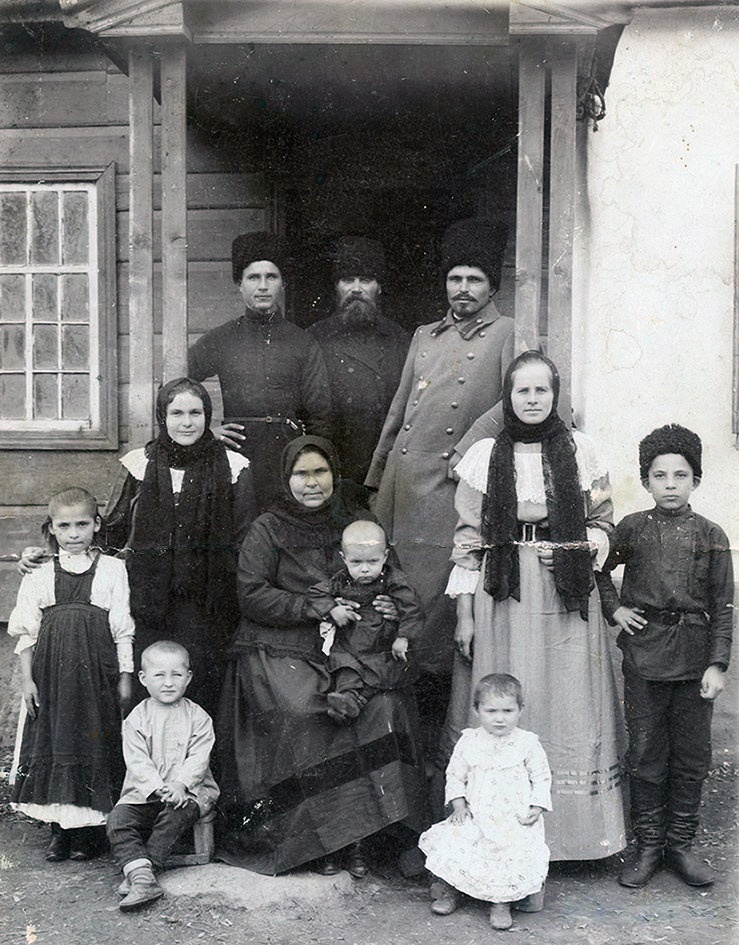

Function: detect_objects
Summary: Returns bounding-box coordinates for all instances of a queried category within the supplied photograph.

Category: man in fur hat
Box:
[366,219,514,683]
[308,236,411,483]
[188,232,332,511]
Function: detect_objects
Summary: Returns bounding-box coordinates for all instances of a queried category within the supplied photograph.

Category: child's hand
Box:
[535,544,555,571]
[159,781,189,808]
[330,603,361,628]
[18,546,48,575]
[392,637,409,662]
[612,606,647,635]
[454,615,474,661]
[517,805,545,826]
[22,679,40,719]
[118,673,132,712]
[449,799,472,825]
[700,664,725,700]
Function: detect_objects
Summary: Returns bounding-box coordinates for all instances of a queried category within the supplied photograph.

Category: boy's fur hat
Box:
[639,423,702,480]
[232,232,289,283]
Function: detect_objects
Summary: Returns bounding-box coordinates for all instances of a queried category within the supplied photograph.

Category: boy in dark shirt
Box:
[596,424,733,889]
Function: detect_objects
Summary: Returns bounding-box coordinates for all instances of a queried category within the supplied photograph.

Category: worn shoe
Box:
[343,842,368,879]
[663,847,715,886]
[327,692,362,724]
[514,885,545,912]
[618,844,663,888]
[119,866,164,912]
[430,880,459,915]
[489,902,513,930]
[45,825,70,862]
[116,876,131,897]
[311,854,343,876]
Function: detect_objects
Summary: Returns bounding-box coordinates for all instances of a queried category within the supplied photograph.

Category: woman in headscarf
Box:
[105,377,257,715]
[438,351,626,863]
[217,435,427,877]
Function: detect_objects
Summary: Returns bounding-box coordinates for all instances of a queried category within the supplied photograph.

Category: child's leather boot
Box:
[618,779,665,888]
[663,778,715,886]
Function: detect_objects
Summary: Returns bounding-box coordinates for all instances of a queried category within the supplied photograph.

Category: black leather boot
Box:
[45,823,70,862]
[663,779,715,886]
[618,779,665,888]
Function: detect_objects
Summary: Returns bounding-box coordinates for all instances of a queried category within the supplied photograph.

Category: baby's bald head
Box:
[340,520,388,583]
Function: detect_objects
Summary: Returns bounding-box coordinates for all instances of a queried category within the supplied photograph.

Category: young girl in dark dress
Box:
[9,488,134,862]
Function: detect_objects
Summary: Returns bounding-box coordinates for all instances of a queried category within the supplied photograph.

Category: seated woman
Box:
[217,435,427,877]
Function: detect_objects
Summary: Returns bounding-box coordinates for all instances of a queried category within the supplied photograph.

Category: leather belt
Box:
[517,522,550,542]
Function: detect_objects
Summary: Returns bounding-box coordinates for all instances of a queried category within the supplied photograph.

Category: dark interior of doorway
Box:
[187,43,519,331]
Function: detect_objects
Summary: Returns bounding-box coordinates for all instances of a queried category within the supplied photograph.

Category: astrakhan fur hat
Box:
[639,423,702,479]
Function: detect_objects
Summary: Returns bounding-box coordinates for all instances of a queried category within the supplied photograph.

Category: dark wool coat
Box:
[188,310,332,511]
[308,312,411,484]
[365,299,514,674]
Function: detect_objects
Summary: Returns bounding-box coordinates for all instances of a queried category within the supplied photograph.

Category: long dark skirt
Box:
[12,601,124,824]
[216,645,428,874]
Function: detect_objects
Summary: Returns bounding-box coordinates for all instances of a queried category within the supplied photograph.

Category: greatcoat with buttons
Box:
[365,298,514,674]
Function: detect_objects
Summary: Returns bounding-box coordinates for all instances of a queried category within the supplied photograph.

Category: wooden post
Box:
[547,40,578,425]
[128,48,154,445]
[514,38,546,354]
[160,43,188,382]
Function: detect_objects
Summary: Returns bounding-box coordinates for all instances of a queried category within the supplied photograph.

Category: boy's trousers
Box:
[107,800,200,871]
[623,668,713,784]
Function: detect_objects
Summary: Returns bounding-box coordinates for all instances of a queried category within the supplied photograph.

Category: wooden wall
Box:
[0,46,267,615]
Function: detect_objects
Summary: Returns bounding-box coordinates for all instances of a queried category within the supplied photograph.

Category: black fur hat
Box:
[333,236,385,283]
[639,423,703,480]
[440,218,507,291]
[232,232,289,283]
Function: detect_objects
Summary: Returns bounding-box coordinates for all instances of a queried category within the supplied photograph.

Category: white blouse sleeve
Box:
[445,439,494,597]
[7,564,55,654]
[91,556,135,673]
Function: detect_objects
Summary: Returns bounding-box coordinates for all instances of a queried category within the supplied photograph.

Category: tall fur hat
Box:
[232,232,289,283]
[333,236,385,283]
[440,218,507,290]
[638,423,703,480]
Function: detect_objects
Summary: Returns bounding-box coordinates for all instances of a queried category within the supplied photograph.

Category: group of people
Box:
[7,220,733,929]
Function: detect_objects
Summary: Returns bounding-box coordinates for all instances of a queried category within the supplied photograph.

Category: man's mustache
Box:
[453,294,476,301]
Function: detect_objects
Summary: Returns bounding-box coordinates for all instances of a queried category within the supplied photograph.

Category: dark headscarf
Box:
[128,378,235,622]
[482,352,593,619]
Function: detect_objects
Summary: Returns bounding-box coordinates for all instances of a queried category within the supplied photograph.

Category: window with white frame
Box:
[0,165,117,449]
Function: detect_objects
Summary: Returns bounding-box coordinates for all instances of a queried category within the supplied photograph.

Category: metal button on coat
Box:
[467,353,475,360]
[347,367,355,373]
[404,424,411,430]
[451,402,458,408]
[442,452,450,459]
[479,331,486,337]
[446,428,453,435]
[458,377,465,384]
[401,448,408,454]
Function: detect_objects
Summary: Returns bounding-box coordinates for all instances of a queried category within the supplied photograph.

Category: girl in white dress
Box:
[420,673,551,930]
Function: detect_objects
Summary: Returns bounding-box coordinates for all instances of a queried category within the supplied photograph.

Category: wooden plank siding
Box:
[0,49,267,616]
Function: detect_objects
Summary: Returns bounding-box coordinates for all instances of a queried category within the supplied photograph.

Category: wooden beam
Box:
[160,43,188,382]
[514,38,546,354]
[547,40,577,425]
[127,48,154,446]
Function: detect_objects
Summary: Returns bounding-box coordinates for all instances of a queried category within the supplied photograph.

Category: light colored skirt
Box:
[439,546,627,860]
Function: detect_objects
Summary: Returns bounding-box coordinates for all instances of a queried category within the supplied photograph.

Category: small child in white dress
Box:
[419,674,551,930]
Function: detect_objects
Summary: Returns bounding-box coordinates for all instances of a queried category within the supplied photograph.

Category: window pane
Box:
[62,192,89,264]
[32,274,57,321]
[62,373,89,419]
[0,374,26,419]
[0,324,25,369]
[0,274,25,320]
[62,325,89,370]
[33,324,58,369]
[0,193,27,265]
[30,191,59,265]
[33,373,58,419]
[61,273,89,322]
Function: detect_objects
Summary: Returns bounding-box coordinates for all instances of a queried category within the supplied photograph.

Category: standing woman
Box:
[105,378,256,715]
[218,435,427,876]
[439,351,626,861]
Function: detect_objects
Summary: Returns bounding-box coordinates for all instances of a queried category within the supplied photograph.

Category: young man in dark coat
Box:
[188,232,332,512]
[308,237,411,484]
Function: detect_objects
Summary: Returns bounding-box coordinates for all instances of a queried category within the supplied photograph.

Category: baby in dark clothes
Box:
[310,520,424,723]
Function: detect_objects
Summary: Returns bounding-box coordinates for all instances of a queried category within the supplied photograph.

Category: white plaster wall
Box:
[573,5,739,560]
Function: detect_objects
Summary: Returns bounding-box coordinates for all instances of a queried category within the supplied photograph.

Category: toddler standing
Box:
[596,424,733,889]
[8,488,134,861]
[419,674,551,931]
[107,640,219,912]
[309,520,423,723]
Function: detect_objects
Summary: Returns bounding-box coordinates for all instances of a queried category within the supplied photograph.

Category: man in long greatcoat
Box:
[365,219,514,683]
[308,237,410,484]
[188,232,332,512]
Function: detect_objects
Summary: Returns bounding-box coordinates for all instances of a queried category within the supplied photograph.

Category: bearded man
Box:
[308,237,410,483]
[188,232,332,512]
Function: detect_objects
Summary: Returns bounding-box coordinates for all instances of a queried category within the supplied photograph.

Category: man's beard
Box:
[337,295,378,327]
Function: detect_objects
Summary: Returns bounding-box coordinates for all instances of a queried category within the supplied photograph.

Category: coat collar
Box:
[430,297,503,339]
